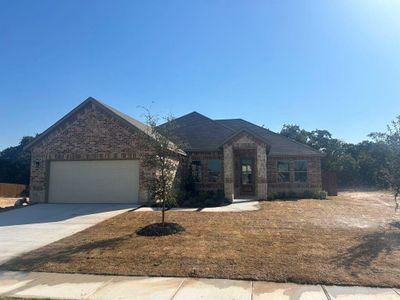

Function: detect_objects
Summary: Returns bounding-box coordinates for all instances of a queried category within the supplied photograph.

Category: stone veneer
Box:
[29,102,156,204]
[223,132,268,200]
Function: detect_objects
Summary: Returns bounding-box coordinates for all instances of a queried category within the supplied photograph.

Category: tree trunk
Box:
[162,199,165,225]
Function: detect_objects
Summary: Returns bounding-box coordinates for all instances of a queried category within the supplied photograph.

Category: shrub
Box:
[267,190,328,200]
[179,189,230,208]
[318,190,328,199]
[302,190,314,198]
[287,190,297,199]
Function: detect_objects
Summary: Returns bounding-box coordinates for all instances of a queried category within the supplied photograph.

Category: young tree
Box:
[142,109,184,225]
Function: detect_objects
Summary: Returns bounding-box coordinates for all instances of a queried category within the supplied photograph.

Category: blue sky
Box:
[1,0,400,150]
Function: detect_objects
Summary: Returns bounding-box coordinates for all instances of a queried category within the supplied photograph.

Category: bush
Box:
[180,190,231,208]
[302,190,314,198]
[318,190,328,199]
[267,190,328,200]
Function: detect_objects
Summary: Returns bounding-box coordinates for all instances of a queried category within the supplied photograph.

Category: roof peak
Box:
[174,111,211,121]
[25,97,151,150]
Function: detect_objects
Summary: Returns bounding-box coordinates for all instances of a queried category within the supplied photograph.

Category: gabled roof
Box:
[165,112,235,151]
[26,98,320,157]
[25,97,185,155]
[161,111,321,156]
[215,119,321,156]
[218,129,272,153]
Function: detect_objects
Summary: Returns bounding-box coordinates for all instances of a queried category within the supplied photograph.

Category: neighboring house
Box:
[26,97,322,204]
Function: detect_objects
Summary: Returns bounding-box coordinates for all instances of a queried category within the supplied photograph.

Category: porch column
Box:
[256,144,268,199]
[223,144,234,200]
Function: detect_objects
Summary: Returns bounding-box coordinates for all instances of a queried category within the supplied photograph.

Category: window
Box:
[295,160,308,182]
[208,160,221,182]
[241,159,253,184]
[191,160,202,182]
[277,161,290,182]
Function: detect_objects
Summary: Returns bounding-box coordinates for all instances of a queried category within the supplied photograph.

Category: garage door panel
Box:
[48,160,139,204]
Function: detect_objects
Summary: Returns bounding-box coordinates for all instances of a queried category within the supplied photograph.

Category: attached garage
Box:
[48,160,140,204]
[26,97,183,204]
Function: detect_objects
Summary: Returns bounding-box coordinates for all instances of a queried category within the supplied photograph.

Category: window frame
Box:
[241,158,253,185]
[294,160,308,182]
[191,160,203,182]
[207,159,221,183]
[277,161,290,183]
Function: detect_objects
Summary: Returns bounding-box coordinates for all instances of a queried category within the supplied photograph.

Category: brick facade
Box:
[187,151,224,192]
[28,99,322,203]
[29,102,155,204]
[267,155,322,194]
[186,132,322,199]
[187,149,321,198]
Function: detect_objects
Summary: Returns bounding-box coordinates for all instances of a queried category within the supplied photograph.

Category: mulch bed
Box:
[137,222,185,236]
[2,191,400,288]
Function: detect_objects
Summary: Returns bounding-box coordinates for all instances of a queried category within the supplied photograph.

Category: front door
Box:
[240,158,255,196]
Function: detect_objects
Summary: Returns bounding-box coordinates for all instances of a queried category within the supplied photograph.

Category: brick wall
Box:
[185,151,321,197]
[187,151,224,192]
[29,100,322,203]
[29,102,156,203]
[267,155,322,193]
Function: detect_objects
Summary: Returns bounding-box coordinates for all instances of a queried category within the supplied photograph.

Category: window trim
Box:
[277,160,290,183]
[241,158,253,185]
[294,160,308,183]
[207,159,221,183]
[191,160,202,182]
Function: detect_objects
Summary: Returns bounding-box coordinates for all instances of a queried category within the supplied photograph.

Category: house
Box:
[26,97,322,204]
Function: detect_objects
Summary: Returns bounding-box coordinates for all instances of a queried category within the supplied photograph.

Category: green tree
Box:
[280,124,309,144]
[369,116,400,210]
[0,136,35,184]
[279,124,388,188]
[142,110,184,225]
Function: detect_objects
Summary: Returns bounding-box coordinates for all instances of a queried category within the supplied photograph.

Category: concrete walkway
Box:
[201,200,260,212]
[134,201,261,213]
[0,271,399,300]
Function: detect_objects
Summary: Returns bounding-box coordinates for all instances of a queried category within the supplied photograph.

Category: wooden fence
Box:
[322,171,337,196]
[0,183,28,197]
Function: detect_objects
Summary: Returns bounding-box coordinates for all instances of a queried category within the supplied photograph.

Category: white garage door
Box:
[48,160,139,204]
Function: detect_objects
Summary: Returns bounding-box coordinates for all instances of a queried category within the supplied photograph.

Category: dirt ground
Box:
[2,191,400,288]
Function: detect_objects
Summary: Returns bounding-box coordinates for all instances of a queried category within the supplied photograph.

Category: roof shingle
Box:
[163,111,320,155]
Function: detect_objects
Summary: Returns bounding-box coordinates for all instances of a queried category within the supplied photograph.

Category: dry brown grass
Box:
[2,191,400,287]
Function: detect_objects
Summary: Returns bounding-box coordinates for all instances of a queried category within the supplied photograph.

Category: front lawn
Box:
[2,191,400,287]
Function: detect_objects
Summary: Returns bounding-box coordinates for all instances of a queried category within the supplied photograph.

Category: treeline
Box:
[0,136,35,184]
[280,117,399,189]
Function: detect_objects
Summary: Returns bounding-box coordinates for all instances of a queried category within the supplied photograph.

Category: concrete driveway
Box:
[0,204,137,265]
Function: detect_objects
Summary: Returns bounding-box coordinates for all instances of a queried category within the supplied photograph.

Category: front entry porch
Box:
[234,149,256,198]
[223,131,269,200]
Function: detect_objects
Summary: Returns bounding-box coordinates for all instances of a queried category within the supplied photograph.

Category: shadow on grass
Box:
[332,223,400,273]
[1,233,134,271]
[390,221,400,229]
